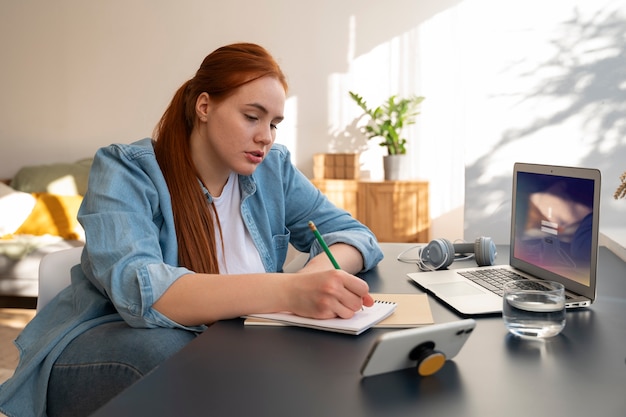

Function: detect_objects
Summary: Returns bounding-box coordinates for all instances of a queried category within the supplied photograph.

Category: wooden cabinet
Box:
[357,181,430,243]
[311,179,430,243]
[310,179,359,218]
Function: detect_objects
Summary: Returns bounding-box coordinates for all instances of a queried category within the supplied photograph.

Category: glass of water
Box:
[503,280,566,338]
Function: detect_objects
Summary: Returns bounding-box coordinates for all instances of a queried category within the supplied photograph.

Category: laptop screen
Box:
[510,164,600,296]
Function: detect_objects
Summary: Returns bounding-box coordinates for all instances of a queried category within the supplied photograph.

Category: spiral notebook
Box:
[245,299,398,335]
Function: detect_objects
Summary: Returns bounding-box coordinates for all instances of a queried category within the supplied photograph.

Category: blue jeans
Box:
[46,321,197,417]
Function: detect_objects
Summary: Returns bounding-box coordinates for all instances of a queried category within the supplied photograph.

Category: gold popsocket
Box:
[409,341,446,376]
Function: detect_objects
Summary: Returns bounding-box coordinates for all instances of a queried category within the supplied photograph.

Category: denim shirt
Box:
[0,138,383,417]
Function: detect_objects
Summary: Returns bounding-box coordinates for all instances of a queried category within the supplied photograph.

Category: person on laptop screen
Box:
[515,171,594,286]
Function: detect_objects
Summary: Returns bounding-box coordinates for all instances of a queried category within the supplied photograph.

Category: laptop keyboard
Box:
[458,268,542,297]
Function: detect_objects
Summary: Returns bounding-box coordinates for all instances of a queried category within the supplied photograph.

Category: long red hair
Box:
[153,43,288,273]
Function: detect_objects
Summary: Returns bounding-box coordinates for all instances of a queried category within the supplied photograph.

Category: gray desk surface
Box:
[92,244,626,417]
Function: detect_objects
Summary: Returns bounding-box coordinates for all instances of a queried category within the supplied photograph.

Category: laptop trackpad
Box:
[430,282,485,297]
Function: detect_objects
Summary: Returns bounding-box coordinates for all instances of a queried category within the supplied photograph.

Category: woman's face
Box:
[190,76,286,194]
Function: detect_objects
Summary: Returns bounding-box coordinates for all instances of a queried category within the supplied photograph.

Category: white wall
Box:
[458,0,626,242]
[1,0,623,244]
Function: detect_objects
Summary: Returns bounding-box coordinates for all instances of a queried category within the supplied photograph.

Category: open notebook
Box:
[245,293,433,335]
[245,300,396,335]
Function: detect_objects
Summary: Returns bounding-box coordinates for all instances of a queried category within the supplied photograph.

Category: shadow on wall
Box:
[465,7,626,243]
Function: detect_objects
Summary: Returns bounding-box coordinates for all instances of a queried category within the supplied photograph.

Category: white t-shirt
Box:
[211,173,265,274]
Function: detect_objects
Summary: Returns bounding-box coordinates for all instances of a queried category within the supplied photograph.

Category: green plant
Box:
[349,91,424,155]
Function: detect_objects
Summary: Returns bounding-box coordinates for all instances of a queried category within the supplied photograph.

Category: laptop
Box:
[408,162,601,316]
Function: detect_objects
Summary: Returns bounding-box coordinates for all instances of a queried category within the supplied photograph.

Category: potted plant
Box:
[349,91,424,180]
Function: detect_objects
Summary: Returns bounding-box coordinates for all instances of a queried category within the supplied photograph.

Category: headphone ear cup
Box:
[441,239,455,268]
[422,238,455,270]
[474,237,497,266]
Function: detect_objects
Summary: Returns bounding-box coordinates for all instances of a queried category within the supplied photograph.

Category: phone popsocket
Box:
[361,319,476,377]
[409,341,447,376]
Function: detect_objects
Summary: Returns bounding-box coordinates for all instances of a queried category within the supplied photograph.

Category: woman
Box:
[0,43,383,417]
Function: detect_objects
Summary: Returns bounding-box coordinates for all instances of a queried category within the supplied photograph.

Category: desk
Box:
[92,244,626,417]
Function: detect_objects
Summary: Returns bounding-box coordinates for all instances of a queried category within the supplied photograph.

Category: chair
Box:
[37,247,83,312]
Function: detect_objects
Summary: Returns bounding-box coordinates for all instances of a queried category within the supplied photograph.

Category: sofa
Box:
[0,159,91,307]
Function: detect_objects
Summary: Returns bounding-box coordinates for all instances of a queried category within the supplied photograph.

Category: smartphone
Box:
[360,319,476,377]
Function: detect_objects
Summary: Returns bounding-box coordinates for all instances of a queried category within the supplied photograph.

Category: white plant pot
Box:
[383,154,410,180]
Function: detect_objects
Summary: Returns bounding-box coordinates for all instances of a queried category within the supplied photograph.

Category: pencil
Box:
[308,220,341,269]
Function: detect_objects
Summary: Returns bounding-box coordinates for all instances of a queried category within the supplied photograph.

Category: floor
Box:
[0,308,35,417]
[0,308,34,383]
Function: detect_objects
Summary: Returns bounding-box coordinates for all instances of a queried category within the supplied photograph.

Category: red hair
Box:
[153,43,288,273]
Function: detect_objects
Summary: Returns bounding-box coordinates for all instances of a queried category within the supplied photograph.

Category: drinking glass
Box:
[503,280,566,338]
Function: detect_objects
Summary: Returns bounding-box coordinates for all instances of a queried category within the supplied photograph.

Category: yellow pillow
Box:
[15,193,84,240]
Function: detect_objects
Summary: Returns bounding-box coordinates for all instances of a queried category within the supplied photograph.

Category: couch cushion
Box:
[14,193,84,240]
[0,182,37,236]
[10,158,93,195]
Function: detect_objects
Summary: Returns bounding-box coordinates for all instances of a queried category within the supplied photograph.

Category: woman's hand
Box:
[284,269,374,319]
